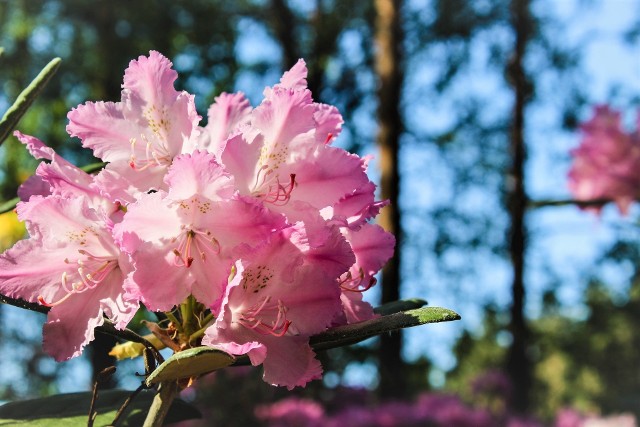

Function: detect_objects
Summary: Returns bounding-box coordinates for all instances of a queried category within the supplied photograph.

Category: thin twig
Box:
[527,197,612,209]
[87,366,116,427]
[0,292,164,363]
[0,293,49,314]
[110,382,147,427]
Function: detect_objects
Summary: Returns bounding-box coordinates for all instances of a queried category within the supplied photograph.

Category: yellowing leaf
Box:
[0,211,25,251]
[109,334,165,360]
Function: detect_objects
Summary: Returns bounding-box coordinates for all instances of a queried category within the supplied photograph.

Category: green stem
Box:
[142,380,179,427]
[0,57,61,146]
[188,313,215,344]
[164,311,183,334]
[181,295,196,336]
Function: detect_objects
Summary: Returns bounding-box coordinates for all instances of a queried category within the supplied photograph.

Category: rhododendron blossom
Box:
[0,195,137,361]
[67,51,201,203]
[568,105,640,214]
[203,221,354,389]
[0,51,394,389]
[115,150,286,310]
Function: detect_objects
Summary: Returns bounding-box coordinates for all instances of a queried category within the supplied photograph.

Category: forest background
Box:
[0,0,639,424]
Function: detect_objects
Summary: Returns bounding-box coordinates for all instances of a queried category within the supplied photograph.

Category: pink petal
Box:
[124,242,193,311]
[288,215,356,281]
[165,151,235,202]
[195,197,286,249]
[313,103,343,144]
[122,51,180,112]
[252,87,316,152]
[260,335,322,390]
[292,145,369,210]
[275,59,308,92]
[340,292,377,324]
[219,133,262,195]
[200,92,252,155]
[18,174,51,201]
[13,131,54,160]
[43,295,106,361]
[114,191,181,251]
[16,196,106,254]
[326,182,389,229]
[67,101,138,163]
[14,131,111,208]
[343,223,395,277]
[43,270,137,361]
[0,239,71,304]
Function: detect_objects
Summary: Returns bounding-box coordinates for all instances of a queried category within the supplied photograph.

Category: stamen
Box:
[173,228,220,267]
[261,174,296,205]
[340,268,377,292]
[324,133,334,144]
[238,297,291,337]
[128,133,172,171]
[38,253,117,307]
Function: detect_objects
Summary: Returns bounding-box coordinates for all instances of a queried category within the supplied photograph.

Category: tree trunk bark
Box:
[505,0,532,414]
[374,0,405,398]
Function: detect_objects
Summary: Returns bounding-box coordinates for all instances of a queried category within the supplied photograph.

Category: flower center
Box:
[339,267,377,292]
[38,249,118,307]
[251,166,296,206]
[237,296,291,337]
[172,226,220,268]
[128,134,172,171]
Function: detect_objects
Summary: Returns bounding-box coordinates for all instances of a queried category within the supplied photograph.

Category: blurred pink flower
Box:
[255,398,326,427]
[568,105,640,214]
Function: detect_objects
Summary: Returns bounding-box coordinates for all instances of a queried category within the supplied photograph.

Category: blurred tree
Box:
[374,0,406,398]
[505,0,533,413]
[447,234,640,421]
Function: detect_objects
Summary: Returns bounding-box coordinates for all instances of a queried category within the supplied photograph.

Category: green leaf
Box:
[143,306,460,376]
[146,346,235,386]
[373,298,428,316]
[0,197,19,215]
[222,305,459,368]
[0,47,4,58]
[0,57,62,146]
[309,306,461,352]
[0,389,200,426]
[81,162,108,174]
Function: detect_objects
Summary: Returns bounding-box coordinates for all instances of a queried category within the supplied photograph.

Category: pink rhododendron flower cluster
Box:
[256,394,638,427]
[0,51,394,389]
[568,105,640,214]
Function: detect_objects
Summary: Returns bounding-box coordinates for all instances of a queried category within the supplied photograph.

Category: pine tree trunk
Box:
[375,0,405,398]
[505,0,532,413]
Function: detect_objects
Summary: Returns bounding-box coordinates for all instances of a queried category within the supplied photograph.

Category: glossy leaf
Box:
[0,58,61,146]
[373,298,428,316]
[0,389,200,426]
[0,197,19,215]
[155,305,460,372]
[146,346,235,386]
[309,306,461,352]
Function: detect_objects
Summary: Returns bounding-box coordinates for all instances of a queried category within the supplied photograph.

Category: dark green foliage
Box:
[0,389,200,426]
